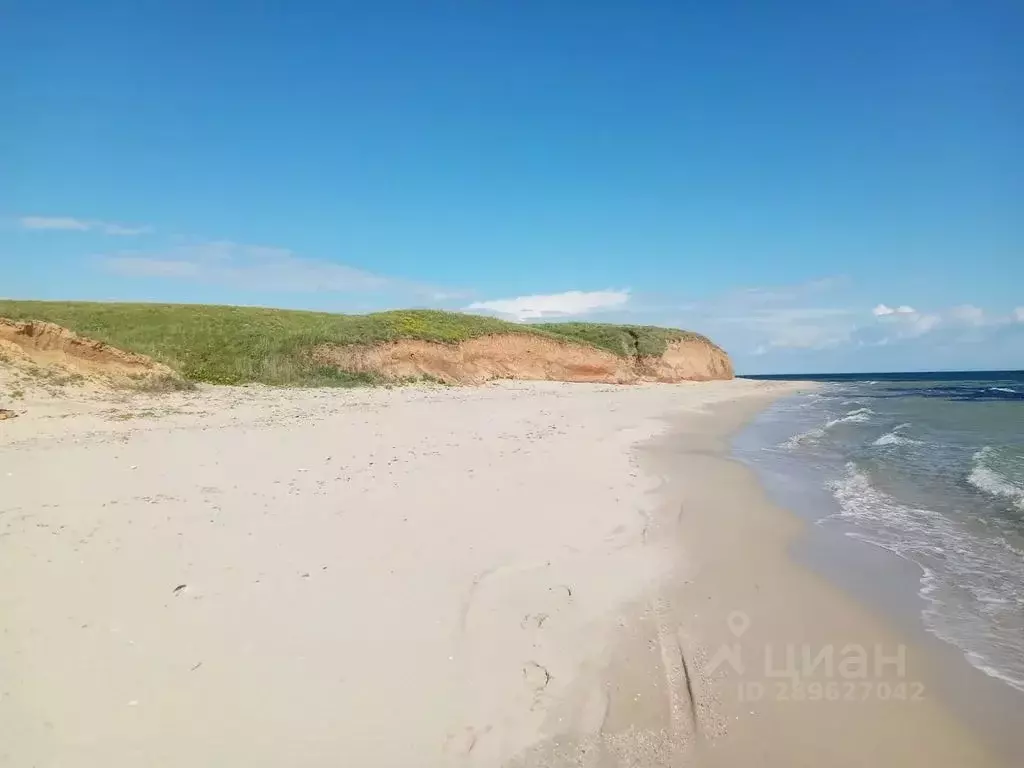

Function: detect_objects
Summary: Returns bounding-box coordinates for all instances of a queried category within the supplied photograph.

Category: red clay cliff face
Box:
[312,334,734,385]
[637,339,735,382]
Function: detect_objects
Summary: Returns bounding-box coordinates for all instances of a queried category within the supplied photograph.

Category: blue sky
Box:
[2,1,1022,373]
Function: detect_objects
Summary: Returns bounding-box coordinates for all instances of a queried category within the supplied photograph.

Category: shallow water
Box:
[735,372,1024,694]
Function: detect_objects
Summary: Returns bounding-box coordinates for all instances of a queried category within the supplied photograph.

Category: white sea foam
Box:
[969,448,1024,510]
[782,408,874,448]
[873,432,916,446]
[989,387,1016,394]
[872,423,921,447]
[839,407,874,420]
[828,463,1024,693]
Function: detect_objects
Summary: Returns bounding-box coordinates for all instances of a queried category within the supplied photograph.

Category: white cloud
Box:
[20,215,149,236]
[103,240,401,293]
[20,216,91,231]
[685,284,1012,358]
[869,305,938,342]
[949,304,985,326]
[863,301,1013,347]
[629,278,1021,370]
[648,278,856,353]
[907,313,941,335]
[720,307,855,350]
[872,303,915,317]
[466,289,629,322]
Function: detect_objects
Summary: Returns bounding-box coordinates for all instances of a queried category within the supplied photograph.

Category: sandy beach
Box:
[0,379,1012,766]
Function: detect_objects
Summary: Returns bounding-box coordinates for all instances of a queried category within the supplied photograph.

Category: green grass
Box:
[533,321,710,358]
[0,300,718,387]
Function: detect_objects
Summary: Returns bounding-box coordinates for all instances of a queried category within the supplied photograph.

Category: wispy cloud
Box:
[20,216,91,231]
[466,289,629,322]
[101,239,447,296]
[101,223,150,236]
[20,215,149,236]
[872,303,916,317]
[602,278,1019,371]
[869,309,939,340]
[862,301,1024,348]
[729,276,848,306]
[738,307,856,351]
[949,304,986,326]
[669,278,857,353]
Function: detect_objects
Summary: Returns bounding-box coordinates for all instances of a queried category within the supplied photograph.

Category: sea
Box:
[734,371,1024,695]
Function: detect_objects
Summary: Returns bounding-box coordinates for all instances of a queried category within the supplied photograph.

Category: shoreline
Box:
[1,379,1016,766]
[517,386,1014,766]
[792,516,1024,763]
[640,393,1018,766]
[736,392,1024,761]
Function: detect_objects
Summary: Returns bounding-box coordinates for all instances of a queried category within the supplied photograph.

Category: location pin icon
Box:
[727,611,751,638]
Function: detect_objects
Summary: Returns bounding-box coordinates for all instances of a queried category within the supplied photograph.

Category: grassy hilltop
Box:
[0,300,717,387]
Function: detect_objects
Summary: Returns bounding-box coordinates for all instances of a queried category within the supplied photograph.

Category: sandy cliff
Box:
[1,316,734,388]
[313,333,734,384]
[0,318,177,390]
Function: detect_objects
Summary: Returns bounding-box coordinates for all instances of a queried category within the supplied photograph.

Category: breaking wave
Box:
[782,408,874,448]
[829,463,1024,693]
[872,423,921,447]
[969,448,1024,511]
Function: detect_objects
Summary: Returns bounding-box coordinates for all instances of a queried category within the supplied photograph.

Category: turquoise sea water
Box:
[736,372,1024,693]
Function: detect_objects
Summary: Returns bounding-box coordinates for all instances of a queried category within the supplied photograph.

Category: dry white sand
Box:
[1,379,1008,767]
[0,379,783,767]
